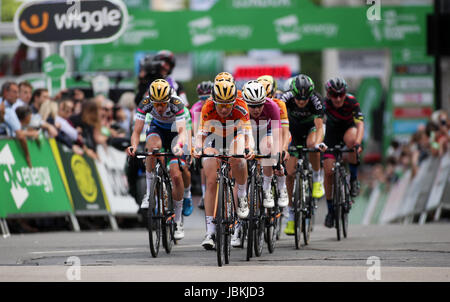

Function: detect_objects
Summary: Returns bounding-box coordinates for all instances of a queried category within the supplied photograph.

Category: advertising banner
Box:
[52,141,110,213]
[79,2,431,71]
[95,145,139,215]
[0,139,73,218]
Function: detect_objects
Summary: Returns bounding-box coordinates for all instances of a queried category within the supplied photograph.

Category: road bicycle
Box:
[135,149,183,257]
[288,145,320,249]
[200,152,248,267]
[326,145,356,241]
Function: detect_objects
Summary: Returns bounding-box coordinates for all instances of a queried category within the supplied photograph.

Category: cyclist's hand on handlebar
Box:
[127,145,137,157]
[173,143,184,157]
[244,147,255,160]
[315,143,328,152]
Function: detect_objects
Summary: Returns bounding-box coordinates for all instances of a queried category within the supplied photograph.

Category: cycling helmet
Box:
[148,79,171,103]
[196,81,214,96]
[257,75,277,98]
[214,72,235,83]
[153,50,176,74]
[212,80,237,104]
[325,77,347,96]
[242,80,266,105]
[291,74,315,100]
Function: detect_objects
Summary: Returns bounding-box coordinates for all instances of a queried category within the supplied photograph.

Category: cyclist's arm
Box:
[355,121,364,147]
[128,119,145,155]
[313,117,325,146]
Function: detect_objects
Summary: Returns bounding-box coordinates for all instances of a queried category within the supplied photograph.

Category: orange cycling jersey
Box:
[272,98,289,128]
[199,98,251,137]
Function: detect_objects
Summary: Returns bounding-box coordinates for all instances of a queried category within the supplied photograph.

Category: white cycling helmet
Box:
[242,80,267,106]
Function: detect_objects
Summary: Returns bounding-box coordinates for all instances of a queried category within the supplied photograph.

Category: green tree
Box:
[1,0,23,22]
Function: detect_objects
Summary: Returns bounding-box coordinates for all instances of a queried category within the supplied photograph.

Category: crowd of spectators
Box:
[0,81,136,233]
[373,110,449,188]
[0,81,136,164]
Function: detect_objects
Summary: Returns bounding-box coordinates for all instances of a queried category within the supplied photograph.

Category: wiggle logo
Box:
[20,12,49,34]
[71,154,97,203]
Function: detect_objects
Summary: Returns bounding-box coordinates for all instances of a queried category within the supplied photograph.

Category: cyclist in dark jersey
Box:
[281,74,327,236]
[322,77,364,228]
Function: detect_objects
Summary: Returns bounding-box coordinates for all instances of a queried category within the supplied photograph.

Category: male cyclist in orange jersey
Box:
[257,75,290,208]
[193,79,255,250]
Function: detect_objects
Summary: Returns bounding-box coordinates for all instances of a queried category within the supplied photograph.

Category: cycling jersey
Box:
[249,98,281,136]
[323,94,364,129]
[199,98,251,137]
[271,97,289,128]
[136,95,185,130]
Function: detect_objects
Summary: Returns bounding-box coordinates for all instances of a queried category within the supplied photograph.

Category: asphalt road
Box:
[1,197,449,282]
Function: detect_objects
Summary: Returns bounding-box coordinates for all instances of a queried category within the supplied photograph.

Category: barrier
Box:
[51,141,118,230]
[0,138,76,233]
[95,145,139,216]
[379,170,412,224]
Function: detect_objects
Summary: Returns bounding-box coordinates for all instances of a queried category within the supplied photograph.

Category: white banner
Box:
[96,145,139,215]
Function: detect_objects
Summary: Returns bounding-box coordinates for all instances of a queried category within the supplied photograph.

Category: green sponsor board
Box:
[54,142,110,213]
[356,78,383,144]
[0,139,73,218]
[79,2,431,71]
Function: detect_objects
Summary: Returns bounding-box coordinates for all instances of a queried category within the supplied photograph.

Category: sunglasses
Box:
[214,102,234,110]
[199,95,209,101]
[329,92,346,98]
[153,102,168,108]
[248,104,264,109]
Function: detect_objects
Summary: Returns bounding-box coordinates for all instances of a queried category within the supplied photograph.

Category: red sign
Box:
[234,65,291,80]
[393,107,433,119]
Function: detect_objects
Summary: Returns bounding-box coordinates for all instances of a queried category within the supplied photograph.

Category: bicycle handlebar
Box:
[288,146,321,153]
[326,145,356,153]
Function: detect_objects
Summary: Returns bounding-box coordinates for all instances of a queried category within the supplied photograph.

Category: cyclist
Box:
[281,74,326,235]
[190,81,214,209]
[127,79,187,240]
[257,75,289,208]
[193,79,255,250]
[322,77,364,228]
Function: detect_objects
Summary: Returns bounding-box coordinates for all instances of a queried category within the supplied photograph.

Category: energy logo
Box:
[20,12,49,34]
[273,15,301,44]
[0,144,53,210]
[71,154,97,203]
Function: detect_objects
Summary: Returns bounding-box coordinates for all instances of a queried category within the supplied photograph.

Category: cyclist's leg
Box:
[229,134,249,218]
[168,159,185,239]
[343,126,360,197]
[141,130,162,208]
[306,130,324,198]
[202,146,220,242]
[260,135,275,208]
[284,153,297,235]
[323,125,341,227]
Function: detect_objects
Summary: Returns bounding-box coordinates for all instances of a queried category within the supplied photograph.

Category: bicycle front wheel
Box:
[162,180,175,254]
[294,173,303,249]
[254,188,265,257]
[246,175,256,261]
[216,176,226,267]
[342,179,349,239]
[334,170,342,241]
[148,175,162,258]
[302,177,313,245]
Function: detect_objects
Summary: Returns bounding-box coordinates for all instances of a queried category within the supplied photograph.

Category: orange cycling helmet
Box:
[214,72,235,84]
[257,75,277,98]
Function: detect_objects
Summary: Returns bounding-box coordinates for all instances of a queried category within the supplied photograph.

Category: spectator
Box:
[15,105,40,140]
[0,82,32,167]
[54,99,84,155]
[12,81,33,110]
[69,99,105,160]
[73,89,85,115]
[429,110,449,157]
[117,91,136,138]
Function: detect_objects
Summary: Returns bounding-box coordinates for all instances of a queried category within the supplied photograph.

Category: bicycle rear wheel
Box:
[224,184,232,264]
[302,177,313,245]
[162,180,175,254]
[294,173,303,250]
[148,175,161,258]
[216,176,226,267]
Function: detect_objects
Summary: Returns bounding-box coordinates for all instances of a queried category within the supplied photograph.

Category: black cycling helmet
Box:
[152,50,176,74]
[196,81,213,96]
[325,77,348,96]
[291,74,315,100]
